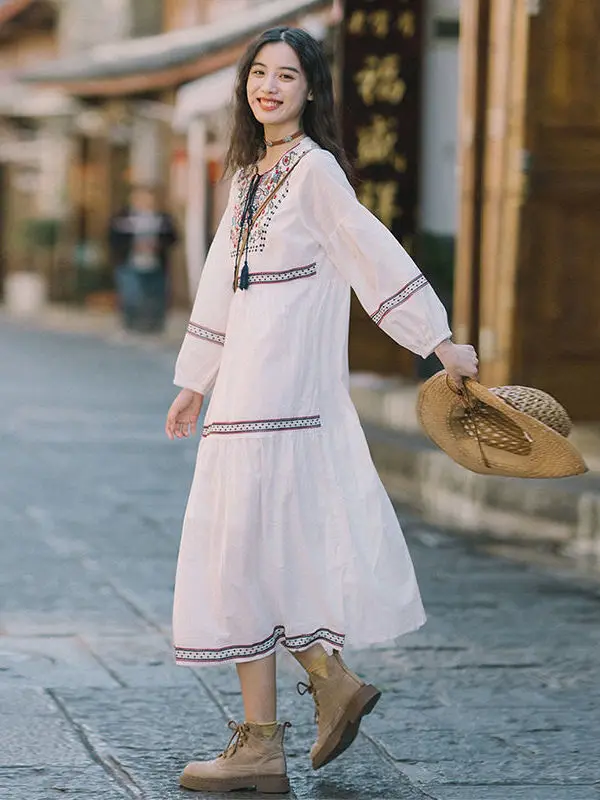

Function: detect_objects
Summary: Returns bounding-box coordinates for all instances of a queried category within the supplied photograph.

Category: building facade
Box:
[454,0,600,419]
[15,0,333,309]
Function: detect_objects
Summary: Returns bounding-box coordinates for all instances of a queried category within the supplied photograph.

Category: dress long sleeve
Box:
[302,151,452,358]
[174,180,236,394]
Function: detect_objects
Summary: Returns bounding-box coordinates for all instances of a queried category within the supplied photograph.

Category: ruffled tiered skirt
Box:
[172,404,425,666]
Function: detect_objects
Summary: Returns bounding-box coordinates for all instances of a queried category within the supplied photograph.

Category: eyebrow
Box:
[251,61,301,74]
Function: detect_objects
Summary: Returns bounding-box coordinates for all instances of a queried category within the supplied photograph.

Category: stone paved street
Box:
[1,318,600,800]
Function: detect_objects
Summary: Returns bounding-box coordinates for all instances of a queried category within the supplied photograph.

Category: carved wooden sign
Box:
[341,0,423,253]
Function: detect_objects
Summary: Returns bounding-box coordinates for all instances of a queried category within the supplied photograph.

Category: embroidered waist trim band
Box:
[247,262,317,285]
[202,415,321,438]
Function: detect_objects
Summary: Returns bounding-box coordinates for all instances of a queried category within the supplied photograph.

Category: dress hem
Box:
[173,615,427,667]
[174,624,345,666]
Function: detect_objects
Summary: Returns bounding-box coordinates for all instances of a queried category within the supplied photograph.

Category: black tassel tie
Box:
[239,260,250,290]
[234,173,261,291]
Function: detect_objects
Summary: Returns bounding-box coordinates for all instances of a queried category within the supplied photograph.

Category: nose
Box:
[261,72,278,94]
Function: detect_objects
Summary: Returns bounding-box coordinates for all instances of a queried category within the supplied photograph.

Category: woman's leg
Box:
[293,644,381,771]
[292,643,327,672]
[236,652,277,722]
[180,652,290,792]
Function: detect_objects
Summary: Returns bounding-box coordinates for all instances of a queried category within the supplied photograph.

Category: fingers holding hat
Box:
[434,340,479,385]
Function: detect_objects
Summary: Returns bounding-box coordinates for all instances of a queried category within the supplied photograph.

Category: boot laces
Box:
[297,680,319,723]
[219,720,249,759]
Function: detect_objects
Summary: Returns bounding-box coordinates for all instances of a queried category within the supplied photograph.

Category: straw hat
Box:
[417,372,587,478]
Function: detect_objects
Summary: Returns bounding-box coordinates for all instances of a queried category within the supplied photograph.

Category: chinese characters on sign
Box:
[342,0,423,247]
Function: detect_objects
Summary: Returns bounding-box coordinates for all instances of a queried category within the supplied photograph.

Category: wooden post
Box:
[493,0,530,386]
[454,0,530,388]
[453,0,491,350]
[478,0,515,376]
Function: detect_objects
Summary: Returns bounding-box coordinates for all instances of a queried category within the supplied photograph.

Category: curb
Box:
[351,377,600,556]
[0,305,188,351]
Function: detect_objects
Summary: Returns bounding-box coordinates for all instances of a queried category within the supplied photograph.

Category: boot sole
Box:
[179,772,290,793]
[311,684,381,770]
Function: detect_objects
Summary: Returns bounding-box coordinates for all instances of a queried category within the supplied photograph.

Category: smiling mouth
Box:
[258,98,282,111]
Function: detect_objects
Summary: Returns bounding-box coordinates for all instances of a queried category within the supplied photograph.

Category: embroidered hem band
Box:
[175,625,346,664]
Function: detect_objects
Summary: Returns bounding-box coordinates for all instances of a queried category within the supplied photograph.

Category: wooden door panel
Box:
[514,0,600,417]
[538,4,600,126]
[520,198,600,355]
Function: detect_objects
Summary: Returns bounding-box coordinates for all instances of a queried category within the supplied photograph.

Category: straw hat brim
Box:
[417,372,588,478]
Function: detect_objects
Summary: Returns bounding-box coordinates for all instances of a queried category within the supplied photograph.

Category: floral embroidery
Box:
[202,415,321,438]
[230,139,320,258]
[186,321,225,346]
[175,625,345,664]
[247,263,317,286]
[371,275,429,326]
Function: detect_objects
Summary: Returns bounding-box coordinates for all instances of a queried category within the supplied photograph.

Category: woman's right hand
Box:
[165,389,204,440]
[434,339,479,386]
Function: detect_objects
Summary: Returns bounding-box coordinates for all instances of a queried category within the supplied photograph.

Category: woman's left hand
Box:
[165,388,204,440]
[434,339,479,385]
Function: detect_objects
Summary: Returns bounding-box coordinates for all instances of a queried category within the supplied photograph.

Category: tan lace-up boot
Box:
[180,720,291,793]
[297,651,381,770]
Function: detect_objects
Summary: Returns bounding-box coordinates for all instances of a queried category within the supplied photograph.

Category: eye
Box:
[280,73,295,81]
[251,68,264,77]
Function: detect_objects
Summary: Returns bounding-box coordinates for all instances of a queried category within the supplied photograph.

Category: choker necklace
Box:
[265,129,304,147]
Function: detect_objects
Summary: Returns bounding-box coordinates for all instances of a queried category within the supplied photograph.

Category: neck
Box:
[265,119,303,143]
[263,119,301,140]
[260,128,304,169]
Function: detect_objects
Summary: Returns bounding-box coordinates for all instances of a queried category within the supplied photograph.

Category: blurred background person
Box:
[108,185,178,333]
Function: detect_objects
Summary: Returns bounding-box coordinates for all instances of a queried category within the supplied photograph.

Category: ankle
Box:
[247,720,278,738]
[306,652,329,679]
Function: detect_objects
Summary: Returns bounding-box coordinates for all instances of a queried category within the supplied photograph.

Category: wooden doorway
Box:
[455,0,600,419]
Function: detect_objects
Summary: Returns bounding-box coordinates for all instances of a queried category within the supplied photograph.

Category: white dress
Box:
[172,137,451,665]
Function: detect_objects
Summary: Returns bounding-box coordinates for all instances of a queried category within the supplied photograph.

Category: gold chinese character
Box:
[394,153,408,173]
[358,181,402,229]
[368,10,390,38]
[354,55,407,106]
[397,10,416,37]
[356,115,407,173]
[348,10,367,35]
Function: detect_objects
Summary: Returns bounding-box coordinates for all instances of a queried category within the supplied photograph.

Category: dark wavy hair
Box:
[224,26,353,182]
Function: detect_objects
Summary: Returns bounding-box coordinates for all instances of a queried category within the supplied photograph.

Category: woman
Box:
[166,26,478,794]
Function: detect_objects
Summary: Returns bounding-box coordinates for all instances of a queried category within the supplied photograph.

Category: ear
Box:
[307,90,314,102]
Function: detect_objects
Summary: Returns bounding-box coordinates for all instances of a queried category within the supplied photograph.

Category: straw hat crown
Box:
[488,386,572,438]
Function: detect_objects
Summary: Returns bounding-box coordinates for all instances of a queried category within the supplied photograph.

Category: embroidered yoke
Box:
[172,137,451,665]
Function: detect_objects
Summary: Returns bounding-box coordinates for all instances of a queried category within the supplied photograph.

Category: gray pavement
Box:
[1,318,600,800]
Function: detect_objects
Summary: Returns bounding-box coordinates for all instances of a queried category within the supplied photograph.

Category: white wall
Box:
[420,0,460,236]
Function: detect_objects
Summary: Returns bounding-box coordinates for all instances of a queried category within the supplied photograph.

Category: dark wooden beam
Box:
[0,0,34,26]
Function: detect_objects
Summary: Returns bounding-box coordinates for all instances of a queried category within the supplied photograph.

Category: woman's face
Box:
[246,42,312,129]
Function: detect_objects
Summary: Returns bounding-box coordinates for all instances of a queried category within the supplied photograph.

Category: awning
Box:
[19,0,332,97]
